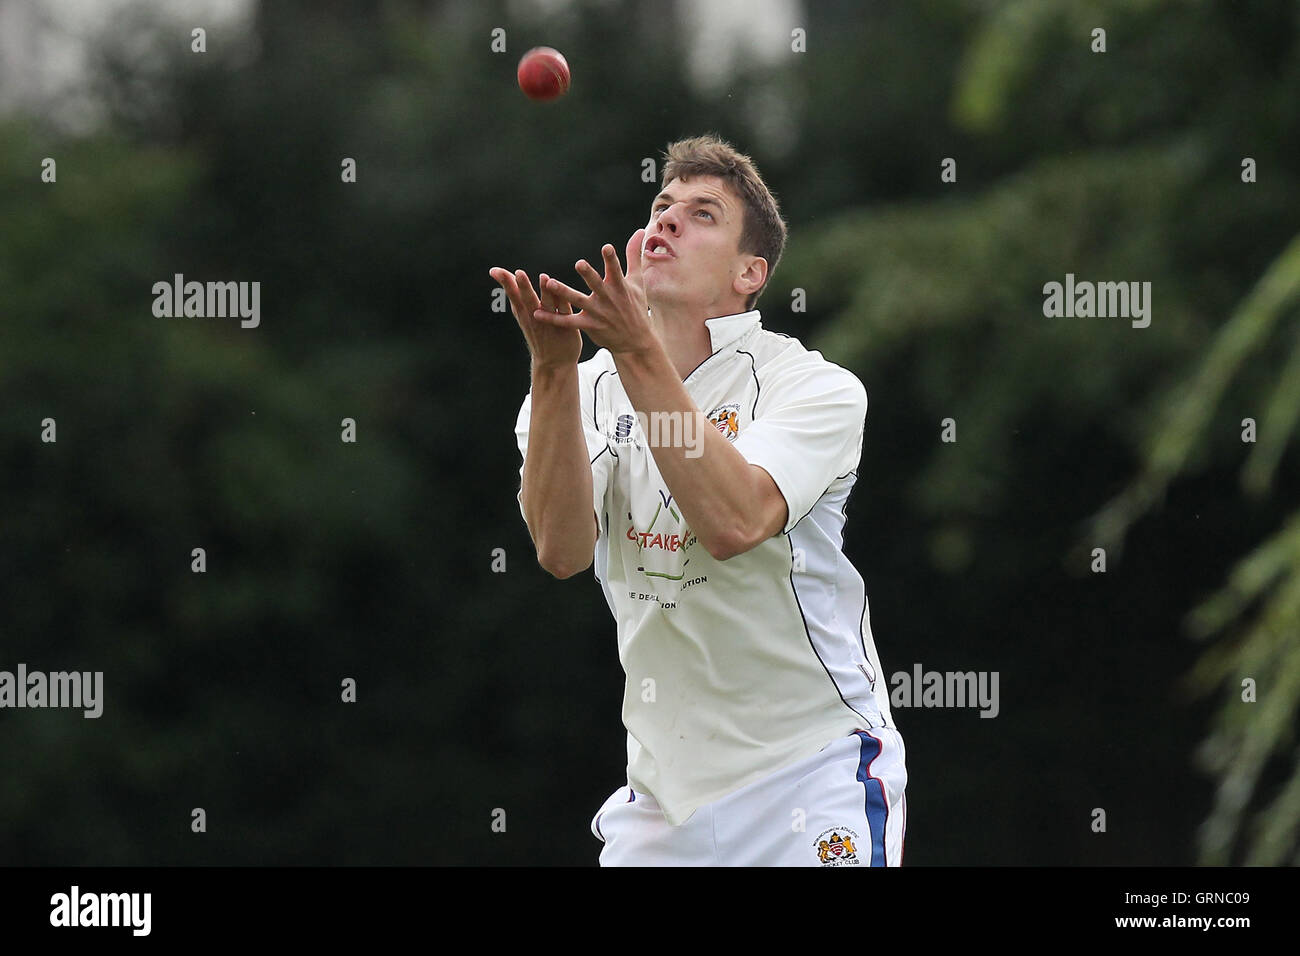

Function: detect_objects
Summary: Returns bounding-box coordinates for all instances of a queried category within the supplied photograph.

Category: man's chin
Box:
[646,287,685,311]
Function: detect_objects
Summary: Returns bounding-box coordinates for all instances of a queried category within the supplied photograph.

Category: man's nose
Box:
[658,203,685,233]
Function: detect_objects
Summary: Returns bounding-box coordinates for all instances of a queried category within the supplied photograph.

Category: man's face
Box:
[641,175,760,313]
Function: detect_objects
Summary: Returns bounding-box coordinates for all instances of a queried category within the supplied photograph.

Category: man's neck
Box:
[648,300,747,381]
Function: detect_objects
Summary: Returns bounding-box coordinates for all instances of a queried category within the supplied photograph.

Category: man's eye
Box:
[651,205,712,219]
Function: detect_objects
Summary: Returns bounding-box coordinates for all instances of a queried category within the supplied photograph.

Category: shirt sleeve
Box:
[731,359,867,535]
[514,367,616,538]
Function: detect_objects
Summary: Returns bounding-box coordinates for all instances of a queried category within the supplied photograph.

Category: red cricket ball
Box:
[517,46,571,102]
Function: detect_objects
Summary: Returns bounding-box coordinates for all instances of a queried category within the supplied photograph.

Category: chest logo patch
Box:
[707,402,742,441]
[813,828,862,866]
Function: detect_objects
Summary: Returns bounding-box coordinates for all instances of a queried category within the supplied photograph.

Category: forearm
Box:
[613,343,760,559]
[521,362,596,577]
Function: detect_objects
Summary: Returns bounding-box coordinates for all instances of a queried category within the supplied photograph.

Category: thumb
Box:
[626,228,645,288]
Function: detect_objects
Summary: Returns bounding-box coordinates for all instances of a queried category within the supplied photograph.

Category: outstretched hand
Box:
[532,228,655,356]
[488,266,582,369]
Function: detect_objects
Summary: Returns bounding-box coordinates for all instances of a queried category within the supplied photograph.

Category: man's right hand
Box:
[490,267,582,368]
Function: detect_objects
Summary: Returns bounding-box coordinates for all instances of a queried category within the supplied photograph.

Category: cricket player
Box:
[492,134,906,866]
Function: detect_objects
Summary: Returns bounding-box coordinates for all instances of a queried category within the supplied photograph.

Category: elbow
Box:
[526,514,595,579]
[701,526,752,563]
[538,548,593,580]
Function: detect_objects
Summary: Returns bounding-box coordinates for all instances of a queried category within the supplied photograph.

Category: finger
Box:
[574,259,604,295]
[547,273,591,309]
[600,244,626,291]
[539,272,570,315]
[491,268,527,316]
[514,270,542,313]
[537,272,553,313]
[625,229,645,288]
[533,308,593,332]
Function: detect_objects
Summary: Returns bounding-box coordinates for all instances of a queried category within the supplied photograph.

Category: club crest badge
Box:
[707,402,741,441]
[813,827,862,866]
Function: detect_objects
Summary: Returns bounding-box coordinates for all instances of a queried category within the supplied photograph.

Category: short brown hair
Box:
[661,133,788,312]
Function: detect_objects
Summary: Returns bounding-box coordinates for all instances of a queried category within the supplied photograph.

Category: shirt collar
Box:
[703,309,762,353]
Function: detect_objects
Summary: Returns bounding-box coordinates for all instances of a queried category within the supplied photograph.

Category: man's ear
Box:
[735,255,767,299]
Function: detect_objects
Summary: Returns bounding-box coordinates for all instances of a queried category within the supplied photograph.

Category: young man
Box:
[491,134,906,866]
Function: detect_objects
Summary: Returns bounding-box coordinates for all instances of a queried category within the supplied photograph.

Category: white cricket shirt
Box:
[514,309,898,826]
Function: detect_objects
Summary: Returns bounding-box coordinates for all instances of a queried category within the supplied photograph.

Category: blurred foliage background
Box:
[0,0,1296,865]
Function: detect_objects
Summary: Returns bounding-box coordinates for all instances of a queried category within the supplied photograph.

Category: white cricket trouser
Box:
[590,727,907,866]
